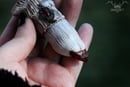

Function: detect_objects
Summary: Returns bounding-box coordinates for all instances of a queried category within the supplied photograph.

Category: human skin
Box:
[0,0,93,87]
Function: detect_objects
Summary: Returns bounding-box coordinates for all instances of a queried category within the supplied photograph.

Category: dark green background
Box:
[0,0,130,87]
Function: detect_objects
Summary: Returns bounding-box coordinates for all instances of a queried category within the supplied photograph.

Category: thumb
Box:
[0,18,36,62]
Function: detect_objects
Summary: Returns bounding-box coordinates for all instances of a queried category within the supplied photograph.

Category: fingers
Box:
[0,16,19,46]
[60,0,83,27]
[0,18,36,62]
[61,23,93,84]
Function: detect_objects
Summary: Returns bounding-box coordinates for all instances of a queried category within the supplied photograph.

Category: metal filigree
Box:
[11,0,88,62]
[12,0,64,32]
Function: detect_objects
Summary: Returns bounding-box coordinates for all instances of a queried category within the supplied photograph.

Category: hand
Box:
[0,0,93,87]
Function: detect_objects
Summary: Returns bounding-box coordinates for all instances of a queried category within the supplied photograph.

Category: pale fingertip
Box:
[79,23,94,35]
[78,23,94,50]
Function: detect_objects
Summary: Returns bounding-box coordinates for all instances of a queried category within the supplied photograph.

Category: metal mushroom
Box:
[12,0,88,62]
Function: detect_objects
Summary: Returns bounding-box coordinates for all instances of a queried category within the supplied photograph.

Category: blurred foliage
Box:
[0,0,130,87]
[0,0,15,33]
[76,0,130,87]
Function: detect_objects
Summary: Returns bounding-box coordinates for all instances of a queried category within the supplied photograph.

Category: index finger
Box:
[59,0,83,27]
